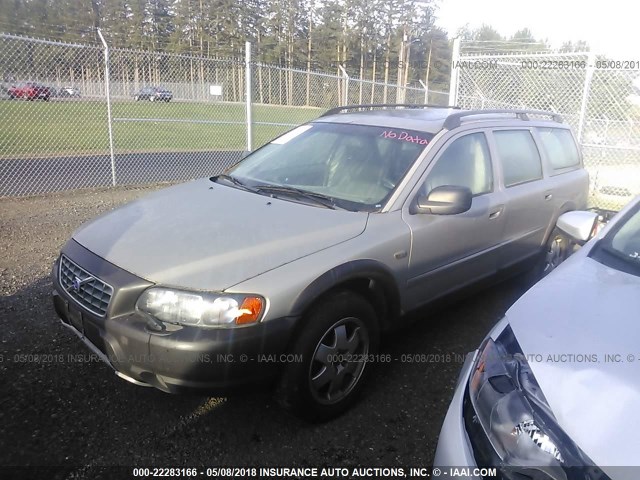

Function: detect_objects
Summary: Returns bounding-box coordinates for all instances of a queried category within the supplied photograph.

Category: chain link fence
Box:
[5,31,637,206]
[344,76,449,106]
[0,35,114,194]
[451,41,640,211]
[107,47,248,187]
[0,33,250,195]
[0,32,449,197]
[249,63,340,151]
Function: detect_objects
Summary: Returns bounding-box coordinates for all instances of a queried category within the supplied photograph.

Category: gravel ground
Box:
[0,184,530,478]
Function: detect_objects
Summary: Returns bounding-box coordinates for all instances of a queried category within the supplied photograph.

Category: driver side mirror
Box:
[413,185,473,215]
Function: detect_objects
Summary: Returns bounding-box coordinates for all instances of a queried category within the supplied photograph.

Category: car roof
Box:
[314,108,457,134]
[314,105,566,135]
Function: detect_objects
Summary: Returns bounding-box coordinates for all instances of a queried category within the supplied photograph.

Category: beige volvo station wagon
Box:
[53,105,589,420]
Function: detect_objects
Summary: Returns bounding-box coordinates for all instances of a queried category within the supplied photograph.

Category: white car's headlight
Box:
[465,326,608,478]
[136,287,265,328]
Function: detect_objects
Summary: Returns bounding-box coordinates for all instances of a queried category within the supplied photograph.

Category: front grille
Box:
[59,255,113,317]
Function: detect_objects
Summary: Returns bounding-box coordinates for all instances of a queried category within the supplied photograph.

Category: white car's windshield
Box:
[594,201,640,276]
[225,122,433,211]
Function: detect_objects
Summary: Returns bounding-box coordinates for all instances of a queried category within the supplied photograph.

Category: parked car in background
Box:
[8,82,51,101]
[58,86,81,98]
[435,196,640,477]
[52,105,588,421]
[133,86,172,102]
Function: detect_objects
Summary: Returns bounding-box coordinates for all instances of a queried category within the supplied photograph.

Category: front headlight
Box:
[465,326,608,479]
[136,287,265,328]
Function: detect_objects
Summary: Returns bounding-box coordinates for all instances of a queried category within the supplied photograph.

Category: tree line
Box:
[0,0,455,89]
[0,0,594,92]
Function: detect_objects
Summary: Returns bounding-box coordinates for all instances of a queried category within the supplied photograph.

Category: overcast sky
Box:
[434,0,640,58]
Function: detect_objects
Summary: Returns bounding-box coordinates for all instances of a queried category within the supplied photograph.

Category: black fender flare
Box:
[289,259,402,329]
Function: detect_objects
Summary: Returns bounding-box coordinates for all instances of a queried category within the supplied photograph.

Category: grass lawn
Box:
[0,99,323,158]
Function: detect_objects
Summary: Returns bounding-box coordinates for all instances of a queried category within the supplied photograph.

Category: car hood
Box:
[72,178,368,291]
[507,254,640,474]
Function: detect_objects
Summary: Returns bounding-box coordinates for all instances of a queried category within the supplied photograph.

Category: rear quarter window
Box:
[537,127,580,170]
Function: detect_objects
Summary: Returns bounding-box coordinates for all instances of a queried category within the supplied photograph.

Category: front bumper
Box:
[433,350,479,473]
[52,240,297,394]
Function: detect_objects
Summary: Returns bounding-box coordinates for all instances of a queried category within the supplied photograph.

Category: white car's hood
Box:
[72,178,368,291]
[508,253,640,475]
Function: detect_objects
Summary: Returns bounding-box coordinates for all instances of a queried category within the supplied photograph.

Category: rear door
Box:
[401,130,507,308]
[489,128,555,270]
[534,126,589,217]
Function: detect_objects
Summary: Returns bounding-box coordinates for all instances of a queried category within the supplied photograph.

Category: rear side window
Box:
[494,130,542,187]
[537,128,580,170]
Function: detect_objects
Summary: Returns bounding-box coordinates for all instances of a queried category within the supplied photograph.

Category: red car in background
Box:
[8,82,52,101]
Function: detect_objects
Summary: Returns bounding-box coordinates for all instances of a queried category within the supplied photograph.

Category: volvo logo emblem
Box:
[70,275,92,292]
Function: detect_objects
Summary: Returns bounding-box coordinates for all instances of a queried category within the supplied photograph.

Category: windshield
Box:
[225,122,432,211]
[592,201,640,276]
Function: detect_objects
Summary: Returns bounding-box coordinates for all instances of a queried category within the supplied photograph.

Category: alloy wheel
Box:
[308,317,369,405]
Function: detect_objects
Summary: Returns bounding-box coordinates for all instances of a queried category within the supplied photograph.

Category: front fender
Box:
[290,259,402,325]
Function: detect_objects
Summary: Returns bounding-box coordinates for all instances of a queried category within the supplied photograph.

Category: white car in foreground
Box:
[434,196,640,480]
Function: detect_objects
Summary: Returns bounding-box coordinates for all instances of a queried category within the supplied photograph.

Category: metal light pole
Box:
[97,28,116,186]
[245,41,253,152]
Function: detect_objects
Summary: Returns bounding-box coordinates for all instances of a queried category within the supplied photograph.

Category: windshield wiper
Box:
[253,184,340,210]
[211,174,257,193]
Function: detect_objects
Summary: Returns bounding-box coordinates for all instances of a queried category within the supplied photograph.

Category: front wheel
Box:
[276,291,379,422]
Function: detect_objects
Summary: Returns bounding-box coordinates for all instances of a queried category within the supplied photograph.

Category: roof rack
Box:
[321,103,460,117]
[442,109,563,130]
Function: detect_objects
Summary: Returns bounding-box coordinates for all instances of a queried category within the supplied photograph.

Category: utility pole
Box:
[424,38,432,103]
[396,29,407,103]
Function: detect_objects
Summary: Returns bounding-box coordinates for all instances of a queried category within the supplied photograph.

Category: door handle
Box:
[489,209,502,219]
[545,193,553,201]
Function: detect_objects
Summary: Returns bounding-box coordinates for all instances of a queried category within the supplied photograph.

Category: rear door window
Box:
[537,127,580,170]
[494,130,543,187]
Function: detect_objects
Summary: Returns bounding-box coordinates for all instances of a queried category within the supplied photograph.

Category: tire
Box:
[276,291,379,422]
[540,227,573,277]
[524,227,573,285]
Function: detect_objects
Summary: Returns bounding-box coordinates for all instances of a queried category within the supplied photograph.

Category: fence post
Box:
[448,37,461,106]
[97,28,116,186]
[419,79,428,104]
[577,51,596,143]
[245,41,253,152]
[339,65,349,106]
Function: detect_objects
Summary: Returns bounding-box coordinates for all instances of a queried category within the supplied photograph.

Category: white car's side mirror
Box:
[556,211,599,243]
